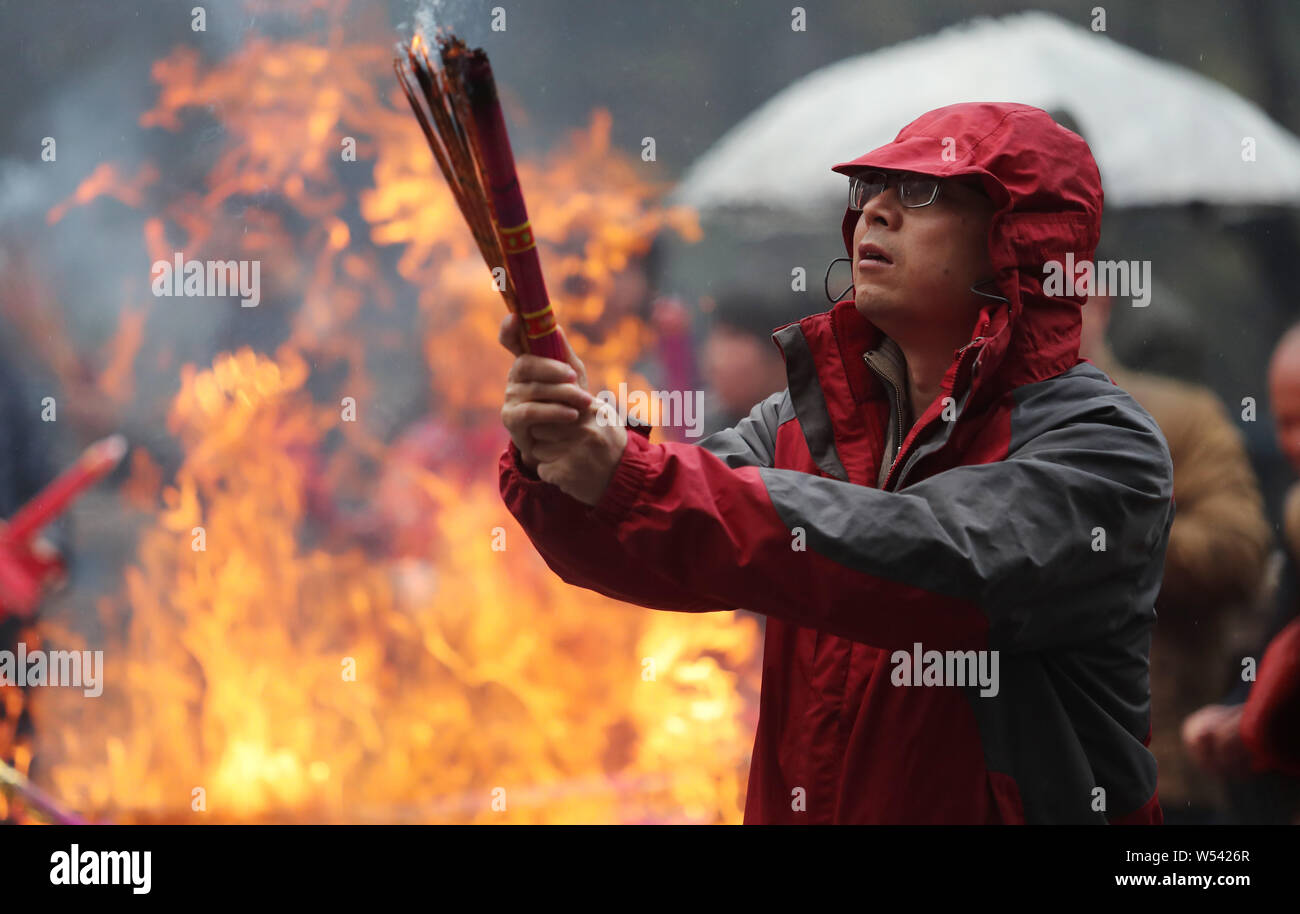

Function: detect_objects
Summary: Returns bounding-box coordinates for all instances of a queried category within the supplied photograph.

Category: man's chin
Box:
[853,293,901,325]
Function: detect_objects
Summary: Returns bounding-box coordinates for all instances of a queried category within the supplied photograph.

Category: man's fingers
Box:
[531,421,587,443]
[507,380,593,412]
[555,326,588,389]
[507,353,580,385]
[1182,704,1245,774]
[1181,708,1216,764]
[503,401,582,430]
[500,317,586,388]
[499,313,526,356]
[1184,727,1214,766]
[520,422,584,467]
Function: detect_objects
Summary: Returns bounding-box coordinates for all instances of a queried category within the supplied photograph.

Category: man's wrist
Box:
[626,414,653,439]
[508,440,542,481]
[592,426,654,523]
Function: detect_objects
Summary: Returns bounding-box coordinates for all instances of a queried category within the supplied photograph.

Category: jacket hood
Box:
[829,102,1103,397]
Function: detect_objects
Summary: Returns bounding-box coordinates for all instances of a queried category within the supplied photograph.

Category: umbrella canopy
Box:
[673,11,1300,217]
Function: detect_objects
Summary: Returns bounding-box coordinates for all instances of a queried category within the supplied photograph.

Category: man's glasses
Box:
[848,171,942,210]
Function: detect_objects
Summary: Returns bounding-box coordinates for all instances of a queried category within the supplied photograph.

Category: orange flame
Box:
[47,162,159,226]
[24,9,755,825]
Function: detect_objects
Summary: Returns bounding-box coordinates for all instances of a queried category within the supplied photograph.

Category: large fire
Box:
[6,6,761,823]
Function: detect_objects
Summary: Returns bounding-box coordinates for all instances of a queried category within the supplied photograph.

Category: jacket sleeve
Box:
[500,387,1174,654]
[689,390,787,470]
[1240,616,1300,777]
[499,391,787,613]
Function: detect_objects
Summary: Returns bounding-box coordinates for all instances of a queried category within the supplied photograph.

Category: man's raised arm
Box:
[502,361,1173,654]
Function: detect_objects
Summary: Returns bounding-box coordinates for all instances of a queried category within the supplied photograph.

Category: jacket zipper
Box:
[861,348,908,487]
[884,379,906,481]
[876,336,986,492]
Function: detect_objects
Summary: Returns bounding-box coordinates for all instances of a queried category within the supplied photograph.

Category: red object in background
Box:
[1241,617,1300,777]
[0,538,65,620]
[0,434,127,620]
[651,295,699,443]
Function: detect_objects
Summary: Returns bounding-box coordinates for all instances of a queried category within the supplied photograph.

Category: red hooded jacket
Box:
[500,102,1173,823]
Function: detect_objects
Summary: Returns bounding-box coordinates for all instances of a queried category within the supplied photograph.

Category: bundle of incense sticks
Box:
[394,32,566,362]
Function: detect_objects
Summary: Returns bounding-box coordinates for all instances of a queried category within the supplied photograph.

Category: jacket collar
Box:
[771,289,1080,491]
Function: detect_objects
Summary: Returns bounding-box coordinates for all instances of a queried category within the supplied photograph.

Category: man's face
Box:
[703,326,785,417]
[1079,294,1114,360]
[1269,338,1300,473]
[850,172,997,344]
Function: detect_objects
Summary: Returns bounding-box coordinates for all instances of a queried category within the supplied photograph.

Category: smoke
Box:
[5,51,221,362]
[408,0,492,48]
[0,159,46,228]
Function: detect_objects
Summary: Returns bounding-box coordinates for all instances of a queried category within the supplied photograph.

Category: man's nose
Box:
[858,186,901,230]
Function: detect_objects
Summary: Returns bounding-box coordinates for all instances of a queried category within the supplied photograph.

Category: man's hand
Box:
[499,313,629,506]
[497,312,590,388]
[528,401,628,506]
[1182,703,1250,777]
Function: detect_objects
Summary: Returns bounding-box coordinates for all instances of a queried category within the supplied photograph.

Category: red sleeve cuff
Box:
[627,416,653,440]
[502,428,656,525]
[505,417,649,481]
[504,440,543,482]
[592,426,655,525]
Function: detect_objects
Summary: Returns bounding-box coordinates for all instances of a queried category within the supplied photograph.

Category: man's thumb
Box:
[556,326,588,389]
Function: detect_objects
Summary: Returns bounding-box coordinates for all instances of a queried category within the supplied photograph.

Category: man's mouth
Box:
[857,244,889,270]
[857,244,893,268]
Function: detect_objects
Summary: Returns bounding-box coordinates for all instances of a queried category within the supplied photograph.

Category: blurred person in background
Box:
[700,289,807,433]
[562,235,702,442]
[1183,323,1300,824]
[1080,290,1273,824]
[615,238,704,443]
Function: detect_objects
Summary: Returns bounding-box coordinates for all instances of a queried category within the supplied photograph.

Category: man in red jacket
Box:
[498,102,1174,824]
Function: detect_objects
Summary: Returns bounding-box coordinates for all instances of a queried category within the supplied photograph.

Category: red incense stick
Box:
[395,33,565,361]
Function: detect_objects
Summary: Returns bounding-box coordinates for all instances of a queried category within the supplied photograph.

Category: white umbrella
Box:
[673,11,1300,217]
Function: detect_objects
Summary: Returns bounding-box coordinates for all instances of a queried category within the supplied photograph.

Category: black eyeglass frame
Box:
[848,171,943,210]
